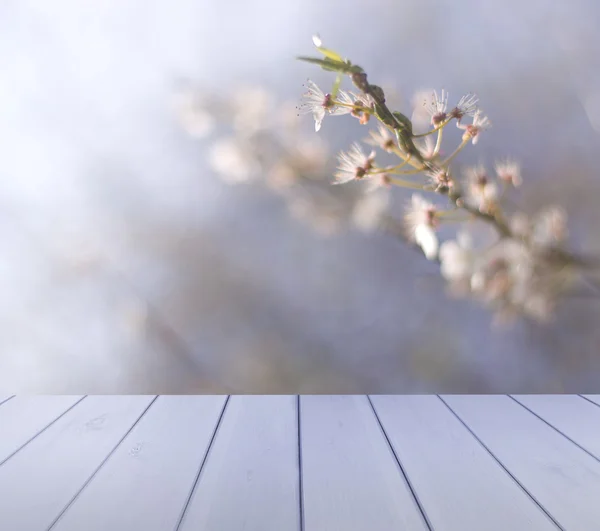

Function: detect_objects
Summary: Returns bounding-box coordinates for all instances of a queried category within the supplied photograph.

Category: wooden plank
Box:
[513,395,600,460]
[582,395,600,407]
[442,395,600,530]
[50,396,226,531]
[0,395,155,531]
[0,396,84,464]
[370,395,557,531]
[178,395,300,531]
[300,396,428,531]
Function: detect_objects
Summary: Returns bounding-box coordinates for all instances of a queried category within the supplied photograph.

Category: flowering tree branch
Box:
[296,35,600,324]
[174,37,600,326]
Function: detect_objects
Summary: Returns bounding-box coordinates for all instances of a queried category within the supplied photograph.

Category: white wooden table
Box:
[0,395,599,531]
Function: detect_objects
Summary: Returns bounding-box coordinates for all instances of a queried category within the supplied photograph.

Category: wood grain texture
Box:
[0,395,155,531]
[0,395,598,530]
[442,395,600,530]
[512,395,600,460]
[0,395,83,464]
[51,396,226,531]
[178,395,300,531]
[370,395,557,531]
[300,395,429,531]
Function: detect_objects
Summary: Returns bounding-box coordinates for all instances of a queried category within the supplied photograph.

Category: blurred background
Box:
[2,0,600,393]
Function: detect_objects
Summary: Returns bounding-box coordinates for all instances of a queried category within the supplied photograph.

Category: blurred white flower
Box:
[288,196,312,221]
[510,212,532,239]
[471,239,533,305]
[291,138,329,172]
[231,85,271,134]
[415,225,439,260]
[312,213,341,237]
[209,137,259,183]
[494,159,522,187]
[404,194,439,260]
[352,190,389,233]
[532,206,568,247]
[464,165,498,212]
[363,173,392,193]
[404,194,437,229]
[522,293,555,323]
[334,143,375,184]
[439,232,474,282]
[266,162,297,191]
[173,89,215,138]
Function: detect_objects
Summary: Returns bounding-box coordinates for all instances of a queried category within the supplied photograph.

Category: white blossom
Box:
[334,143,376,184]
[450,93,479,123]
[457,109,491,144]
[365,123,396,152]
[347,91,374,124]
[348,90,375,107]
[336,89,356,107]
[427,167,454,191]
[298,80,352,132]
[424,89,449,126]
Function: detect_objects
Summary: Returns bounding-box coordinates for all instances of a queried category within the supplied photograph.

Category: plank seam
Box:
[437,396,564,531]
[46,395,159,531]
[296,396,305,531]
[174,395,230,531]
[0,396,88,469]
[509,396,600,463]
[578,395,600,409]
[0,395,15,408]
[367,395,435,531]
